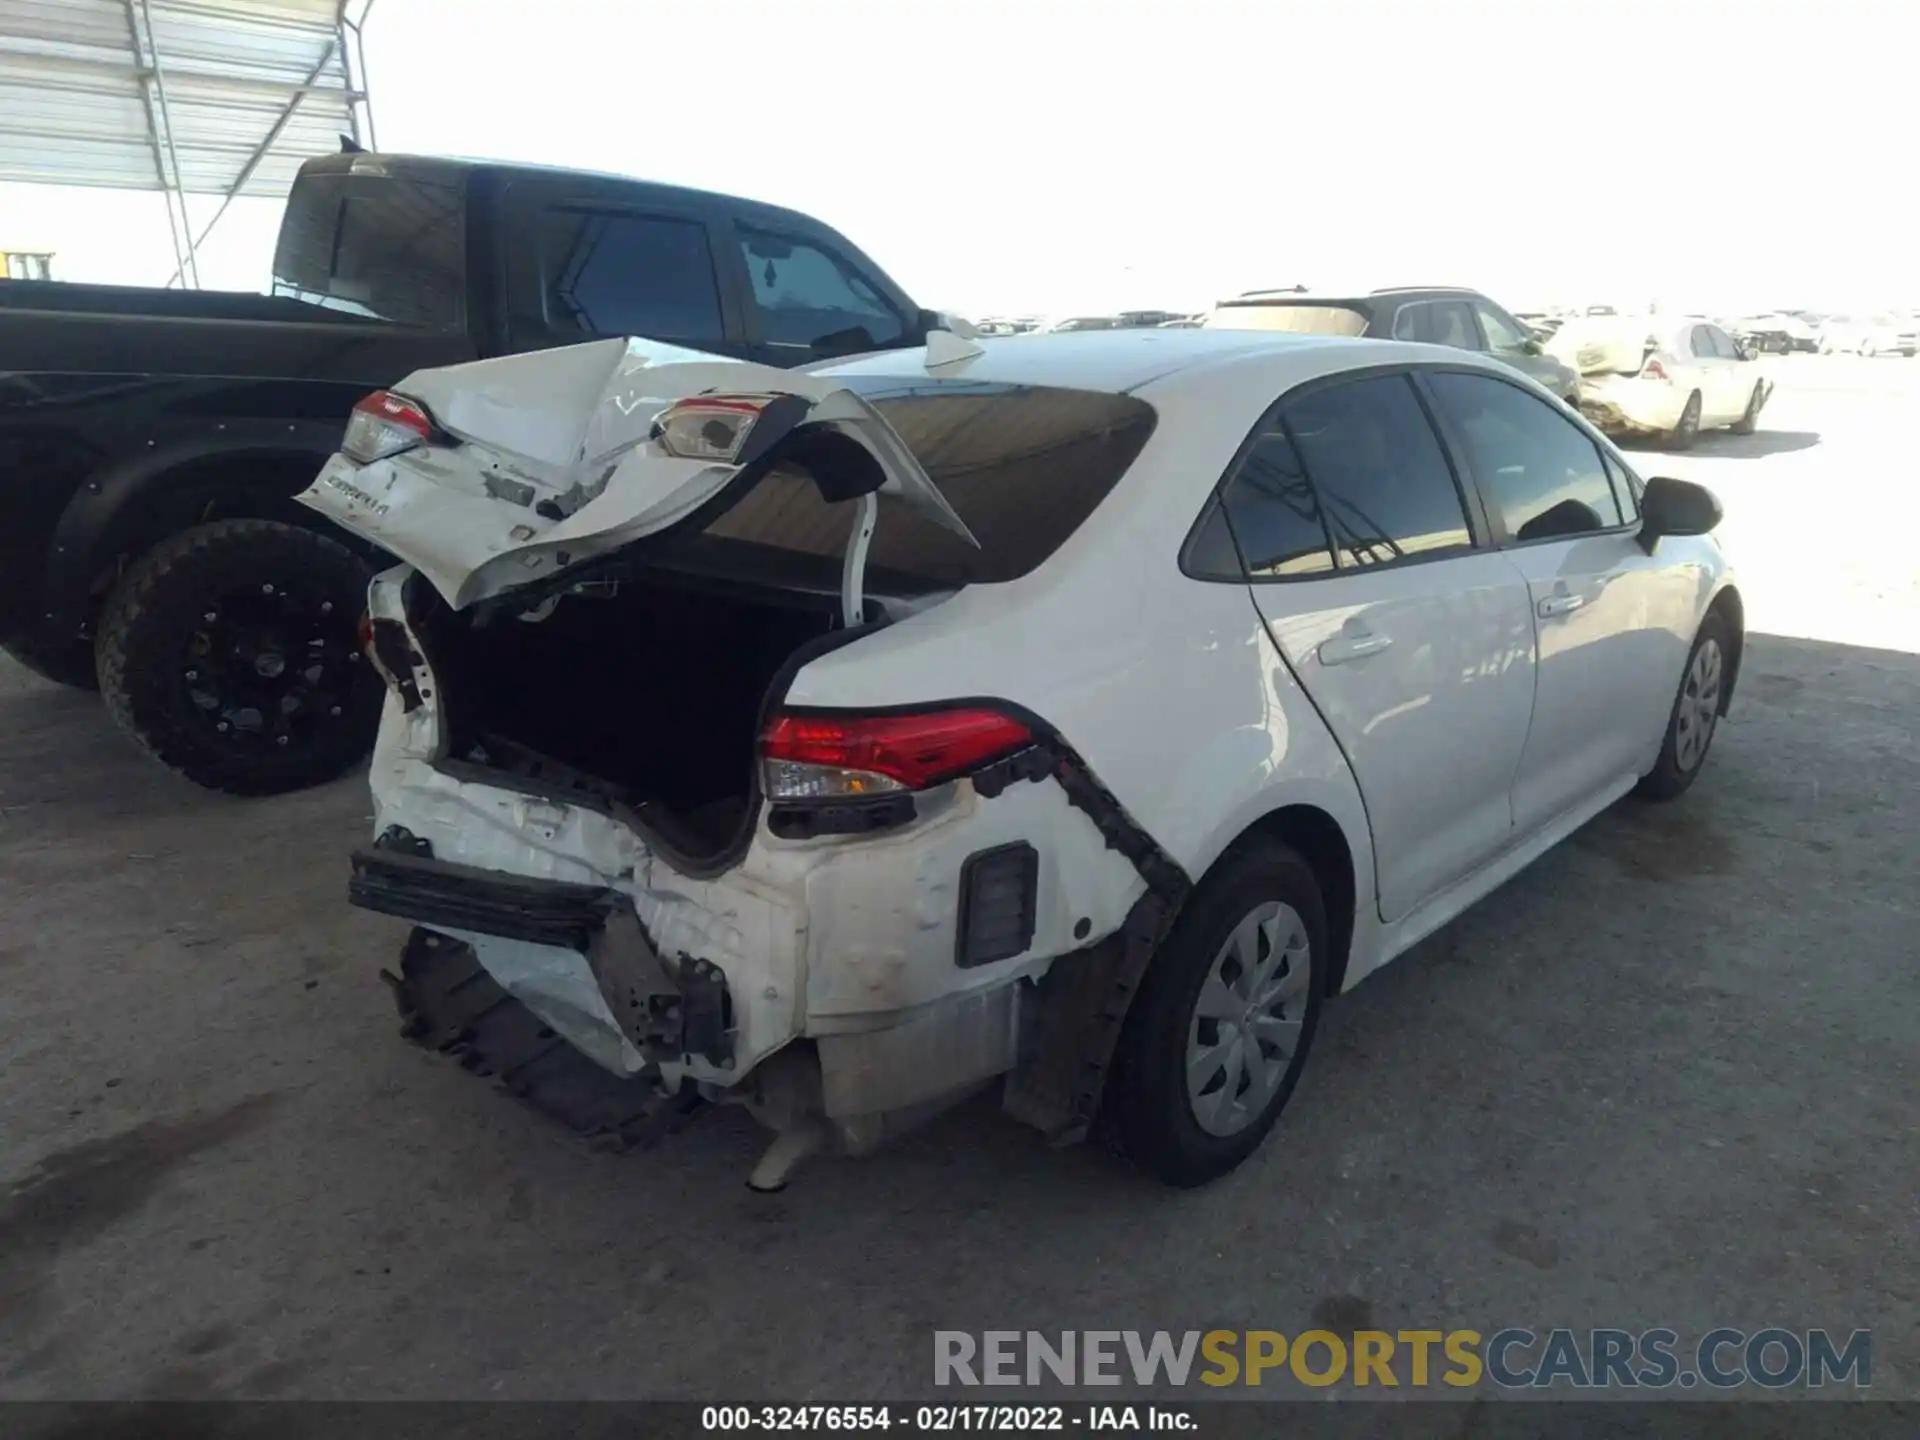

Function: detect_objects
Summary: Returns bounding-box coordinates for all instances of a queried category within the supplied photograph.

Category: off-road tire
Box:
[1635,611,1731,802]
[1729,382,1765,435]
[3,632,100,690]
[386,928,703,1151]
[1108,841,1327,1187]
[96,518,384,796]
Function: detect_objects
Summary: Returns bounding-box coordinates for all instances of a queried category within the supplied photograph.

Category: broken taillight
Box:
[761,708,1035,800]
[342,390,439,464]
[652,394,778,463]
[1642,355,1670,381]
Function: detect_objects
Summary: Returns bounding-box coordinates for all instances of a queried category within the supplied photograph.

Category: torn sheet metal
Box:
[297,336,975,611]
[436,927,650,1078]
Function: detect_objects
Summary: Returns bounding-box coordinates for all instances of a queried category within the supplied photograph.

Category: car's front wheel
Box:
[1109,841,1327,1187]
[1635,612,1730,801]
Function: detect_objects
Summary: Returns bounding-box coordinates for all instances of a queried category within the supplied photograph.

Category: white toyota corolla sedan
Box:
[300,326,1741,1189]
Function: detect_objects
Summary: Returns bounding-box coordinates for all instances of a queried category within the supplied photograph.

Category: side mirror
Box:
[1638,475,1723,553]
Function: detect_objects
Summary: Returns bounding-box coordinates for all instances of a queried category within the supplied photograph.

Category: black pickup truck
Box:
[1,150,943,794]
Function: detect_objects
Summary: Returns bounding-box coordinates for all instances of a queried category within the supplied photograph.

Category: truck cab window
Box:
[539,211,726,346]
[737,226,905,355]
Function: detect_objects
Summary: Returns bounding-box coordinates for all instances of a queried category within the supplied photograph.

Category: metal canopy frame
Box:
[0,0,378,287]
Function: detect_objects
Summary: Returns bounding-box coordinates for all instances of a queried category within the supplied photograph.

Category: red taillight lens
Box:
[357,612,375,654]
[761,708,1034,800]
[1642,356,1669,381]
[342,390,437,464]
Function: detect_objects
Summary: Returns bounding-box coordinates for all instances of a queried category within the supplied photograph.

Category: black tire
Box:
[1635,612,1731,802]
[3,631,100,690]
[95,519,383,796]
[1667,391,1702,450]
[1108,842,1327,1187]
[1729,382,1765,435]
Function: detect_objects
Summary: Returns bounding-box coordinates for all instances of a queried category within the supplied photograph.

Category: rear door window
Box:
[1425,370,1625,542]
[537,210,727,347]
[1203,303,1371,336]
[736,225,906,357]
[1280,374,1474,567]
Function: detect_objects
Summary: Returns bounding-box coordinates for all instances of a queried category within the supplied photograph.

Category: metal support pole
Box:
[132,0,201,288]
[121,0,194,288]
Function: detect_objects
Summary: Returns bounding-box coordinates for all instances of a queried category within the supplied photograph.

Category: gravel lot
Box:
[2,355,1915,1402]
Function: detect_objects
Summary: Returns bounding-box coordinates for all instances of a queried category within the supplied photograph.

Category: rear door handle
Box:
[1318,632,1393,666]
[1537,593,1586,618]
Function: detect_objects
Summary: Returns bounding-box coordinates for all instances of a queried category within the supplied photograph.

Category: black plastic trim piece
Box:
[767,791,917,840]
[955,841,1039,969]
[349,847,615,951]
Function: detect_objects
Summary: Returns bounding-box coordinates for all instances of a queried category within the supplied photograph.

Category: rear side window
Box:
[682,383,1155,591]
[1204,303,1370,336]
[738,225,905,354]
[1281,374,1473,566]
[1391,300,1478,350]
[539,210,725,345]
[1425,371,1625,541]
[272,169,465,328]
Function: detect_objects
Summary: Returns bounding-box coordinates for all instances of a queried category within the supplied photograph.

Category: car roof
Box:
[810,326,1501,397]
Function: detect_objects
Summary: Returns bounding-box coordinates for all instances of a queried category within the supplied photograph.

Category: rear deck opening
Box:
[394,379,1160,866]
[414,563,845,862]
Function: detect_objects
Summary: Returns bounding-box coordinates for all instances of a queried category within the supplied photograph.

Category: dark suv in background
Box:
[1203,285,1581,402]
[0,151,944,795]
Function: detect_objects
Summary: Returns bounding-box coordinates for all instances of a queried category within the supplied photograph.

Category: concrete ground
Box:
[1,355,1915,1402]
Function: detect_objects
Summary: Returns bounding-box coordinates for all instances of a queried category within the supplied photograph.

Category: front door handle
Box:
[1537,593,1586,618]
[1319,632,1393,666]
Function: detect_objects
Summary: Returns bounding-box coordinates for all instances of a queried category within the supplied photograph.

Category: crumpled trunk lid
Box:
[297,336,975,610]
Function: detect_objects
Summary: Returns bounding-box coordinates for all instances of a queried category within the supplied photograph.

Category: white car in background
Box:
[300,328,1741,1189]
[1816,314,1918,357]
[1549,316,1772,448]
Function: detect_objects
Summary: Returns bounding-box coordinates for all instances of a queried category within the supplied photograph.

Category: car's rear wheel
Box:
[1729,382,1765,435]
[1860,338,1878,358]
[1668,391,1703,450]
[96,518,384,795]
[1109,841,1327,1187]
[1635,612,1730,801]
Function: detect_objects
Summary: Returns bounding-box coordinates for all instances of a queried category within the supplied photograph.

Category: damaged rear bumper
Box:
[350,838,736,1074]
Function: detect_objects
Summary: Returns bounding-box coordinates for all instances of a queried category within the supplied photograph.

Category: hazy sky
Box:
[2,0,1912,316]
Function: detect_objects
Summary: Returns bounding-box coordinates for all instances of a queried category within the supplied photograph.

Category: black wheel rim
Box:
[178,581,367,751]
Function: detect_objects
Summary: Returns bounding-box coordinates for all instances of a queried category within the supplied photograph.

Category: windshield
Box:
[1203,303,1370,336]
[271,168,467,329]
